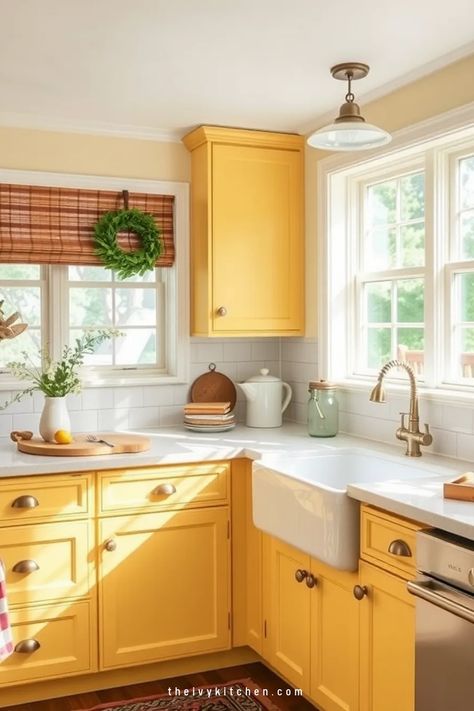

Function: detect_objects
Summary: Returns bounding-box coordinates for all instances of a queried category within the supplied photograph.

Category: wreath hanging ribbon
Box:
[93,208,163,280]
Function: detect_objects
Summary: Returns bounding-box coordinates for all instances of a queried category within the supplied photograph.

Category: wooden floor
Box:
[9,663,316,711]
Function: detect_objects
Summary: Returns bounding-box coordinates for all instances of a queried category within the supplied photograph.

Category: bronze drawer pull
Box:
[216,306,228,317]
[14,639,40,653]
[11,494,39,509]
[104,539,117,552]
[305,573,318,588]
[388,539,412,557]
[353,584,368,600]
[12,559,40,574]
[152,483,176,496]
[295,569,308,583]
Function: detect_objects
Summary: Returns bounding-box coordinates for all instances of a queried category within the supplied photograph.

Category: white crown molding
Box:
[300,40,474,136]
[0,111,184,143]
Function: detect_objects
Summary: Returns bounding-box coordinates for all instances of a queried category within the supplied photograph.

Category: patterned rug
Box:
[78,679,281,711]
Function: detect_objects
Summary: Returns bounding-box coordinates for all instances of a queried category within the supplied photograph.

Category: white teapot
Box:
[238,368,292,428]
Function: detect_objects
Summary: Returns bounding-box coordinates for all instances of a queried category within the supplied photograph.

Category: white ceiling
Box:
[1,0,474,140]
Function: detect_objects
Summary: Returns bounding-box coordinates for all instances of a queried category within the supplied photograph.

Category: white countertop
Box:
[1,423,473,539]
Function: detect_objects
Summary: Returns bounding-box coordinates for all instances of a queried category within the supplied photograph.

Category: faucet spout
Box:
[370,359,432,457]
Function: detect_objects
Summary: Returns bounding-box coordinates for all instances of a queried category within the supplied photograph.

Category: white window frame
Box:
[0,169,189,390]
[318,100,474,404]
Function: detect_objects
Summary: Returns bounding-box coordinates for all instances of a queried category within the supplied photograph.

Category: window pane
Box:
[0,329,41,369]
[400,173,425,221]
[366,282,391,323]
[0,264,40,279]
[397,279,424,323]
[68,266,111,282]
[397,327,424,351]
[70,288,112,327]
[459,272,474,321]
[365,227,396,270]
[460,156,474,210]
[118,270,156,283]
[367,181,396,225]
[1,287,41,327]
[367,328,391,369]
[461,212,474,259]
[461,329,474,378]
[116,330,157,365]
[116,289,156,326]
[401,223,425,267]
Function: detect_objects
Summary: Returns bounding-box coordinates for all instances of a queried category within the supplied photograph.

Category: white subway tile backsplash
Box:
[113,387,143,409]
[456,433,474,462]
[129,406,160,429]
[192,342,224,364]
[0,414,12,436]
[159,406,183,427]
[70,410,98,433]
[12,413,40,432]
[82,388,113,410]
[223,342,252,362]
[430,427,458,458]
[441,405,473,434]
[251,341,280,362]
[142,385,174,407]
[98,408,129,431]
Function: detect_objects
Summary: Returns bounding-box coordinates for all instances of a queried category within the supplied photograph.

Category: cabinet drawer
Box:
[1,520,93,605]
[0,473,93,525]
[0,600,96,686]
[98,462,230,514]
[361,506,424,579]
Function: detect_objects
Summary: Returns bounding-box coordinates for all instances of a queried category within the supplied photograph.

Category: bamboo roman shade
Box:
[0,184,175,266]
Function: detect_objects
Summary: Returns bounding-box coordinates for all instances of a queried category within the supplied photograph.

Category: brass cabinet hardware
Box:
[104,538,117,552]
[353,584,368,600]
[295,568,308,583]
[12,559,40,574]
[152,483,176,496]
[306,573,317,588]
[216,306,227,317]
[11,494,39,509]
[388,539,412,557]
[14,639,40,653]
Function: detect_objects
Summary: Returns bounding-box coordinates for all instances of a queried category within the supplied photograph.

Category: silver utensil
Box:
[86,435,115,448]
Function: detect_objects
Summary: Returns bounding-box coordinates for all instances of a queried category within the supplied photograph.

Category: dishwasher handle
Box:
[407,576,474,624]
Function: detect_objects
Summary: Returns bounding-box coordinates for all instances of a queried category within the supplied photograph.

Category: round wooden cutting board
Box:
[190,363,237,409]
[17,434,151,457]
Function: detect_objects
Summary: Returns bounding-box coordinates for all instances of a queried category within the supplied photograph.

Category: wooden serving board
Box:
[443,472,474,502]
[17,434,151,457]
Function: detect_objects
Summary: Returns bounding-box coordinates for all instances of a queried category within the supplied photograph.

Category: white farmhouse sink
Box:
[252,449,436,571]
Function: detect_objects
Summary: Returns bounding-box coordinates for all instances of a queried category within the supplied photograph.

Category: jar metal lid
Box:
[309,379,337,390]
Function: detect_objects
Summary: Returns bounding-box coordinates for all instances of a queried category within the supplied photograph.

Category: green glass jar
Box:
[308,380,338,437]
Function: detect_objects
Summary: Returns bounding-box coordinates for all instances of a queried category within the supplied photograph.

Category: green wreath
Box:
[93,208,163,280]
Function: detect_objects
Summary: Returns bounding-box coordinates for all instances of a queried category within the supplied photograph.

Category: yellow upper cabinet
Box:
[183,126,305,336]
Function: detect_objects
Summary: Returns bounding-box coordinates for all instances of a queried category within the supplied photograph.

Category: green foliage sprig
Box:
[94,208,163,279]
[1,330,120,410]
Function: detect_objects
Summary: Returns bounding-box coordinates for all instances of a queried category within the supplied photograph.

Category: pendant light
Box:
[307,62,391,151]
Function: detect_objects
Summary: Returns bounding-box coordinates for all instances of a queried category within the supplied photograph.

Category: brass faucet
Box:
[369,359,433,457]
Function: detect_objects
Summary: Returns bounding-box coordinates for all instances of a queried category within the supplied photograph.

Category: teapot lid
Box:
[244,368,281,383]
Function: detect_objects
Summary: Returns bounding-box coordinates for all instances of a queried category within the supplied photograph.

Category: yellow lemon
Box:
[54,429,73,445]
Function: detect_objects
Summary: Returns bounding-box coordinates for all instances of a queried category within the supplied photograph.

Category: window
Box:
[321,117,474,394]
[0,171,189,386]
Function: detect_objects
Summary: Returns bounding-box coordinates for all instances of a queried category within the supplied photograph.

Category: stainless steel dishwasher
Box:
[407,529,474,711]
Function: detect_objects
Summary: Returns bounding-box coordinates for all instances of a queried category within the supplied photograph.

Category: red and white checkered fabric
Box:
[0,561,13,662]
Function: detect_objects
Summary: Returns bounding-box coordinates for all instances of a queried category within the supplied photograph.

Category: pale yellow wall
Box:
[306,53,474,338]
[0,127,190,182]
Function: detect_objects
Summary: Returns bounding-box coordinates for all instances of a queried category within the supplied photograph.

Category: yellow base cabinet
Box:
[358,561,415,711]
[262,536,359,709]
[183,126,305,337]
[99,507,231,669]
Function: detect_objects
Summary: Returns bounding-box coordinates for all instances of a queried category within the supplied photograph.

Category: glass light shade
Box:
[307,120,392,151]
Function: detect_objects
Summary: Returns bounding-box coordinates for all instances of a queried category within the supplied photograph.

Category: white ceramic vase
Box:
[39,396,70,443]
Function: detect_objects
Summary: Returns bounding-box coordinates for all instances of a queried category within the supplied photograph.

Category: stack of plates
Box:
[183,401,235,433]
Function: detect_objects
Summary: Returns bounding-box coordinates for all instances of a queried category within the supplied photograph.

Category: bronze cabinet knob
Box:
[216,306,227,317]
[388,539,412,557]
[104,538,117,552]
[306,573,318,588]
[295,569,308,583]
[353,584,368,600]
[152,483,176,496]
[11,494,39,509]
[14,639,40,653]
[12,559,40,574]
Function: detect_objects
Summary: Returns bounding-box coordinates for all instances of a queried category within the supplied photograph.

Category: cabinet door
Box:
[310,560,360,711]
[212,143,304,334]
[99,507,231,669]
[263,536,310,693]
[359,561,414,711]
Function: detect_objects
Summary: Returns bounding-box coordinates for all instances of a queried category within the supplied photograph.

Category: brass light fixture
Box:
[307,62,392,151]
